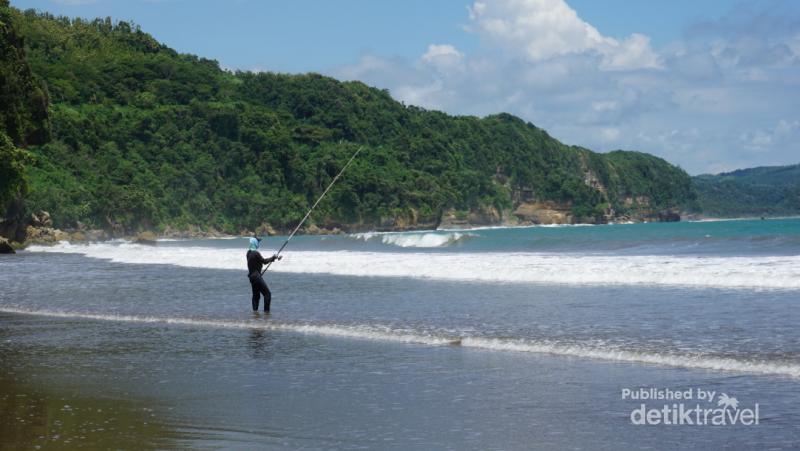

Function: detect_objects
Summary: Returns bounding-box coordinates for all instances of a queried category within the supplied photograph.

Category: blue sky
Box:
[12,0,800,174]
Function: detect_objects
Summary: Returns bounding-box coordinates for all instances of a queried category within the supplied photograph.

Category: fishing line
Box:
[262,146,363,274]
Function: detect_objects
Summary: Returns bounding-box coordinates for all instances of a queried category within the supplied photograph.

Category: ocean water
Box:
[2,218,800,449]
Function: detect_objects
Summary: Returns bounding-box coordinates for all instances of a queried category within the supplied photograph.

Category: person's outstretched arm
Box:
[259,252,281,264]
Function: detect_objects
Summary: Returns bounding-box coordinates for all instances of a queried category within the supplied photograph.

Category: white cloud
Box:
[776,119,800,135]
[740,119,800,153]
[790,35,800,58]
[393,81,446,109]
[599,127,620,142]
[667,48,721,81]
[601,33,662,70]
[592,100,619,112]
[336,54,397,81]
[51,0,99,4]
[467,0,611,61]
[330,1,800,174]
[467,0,662,70]
[420,44,464,73]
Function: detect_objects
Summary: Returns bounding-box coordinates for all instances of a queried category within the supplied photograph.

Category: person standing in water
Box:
[246,237,280,313]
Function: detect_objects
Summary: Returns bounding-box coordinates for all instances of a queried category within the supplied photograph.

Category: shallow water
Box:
[2,219,799,449]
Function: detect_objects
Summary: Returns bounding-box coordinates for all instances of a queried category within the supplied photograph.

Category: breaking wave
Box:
[350,231,475,248]
[3,306,799,378]
[25,241,800,290]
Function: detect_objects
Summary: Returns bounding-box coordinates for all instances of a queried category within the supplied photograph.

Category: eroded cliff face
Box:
[438,206,502,229]
[511,201,573,225]
[434,162,684,229]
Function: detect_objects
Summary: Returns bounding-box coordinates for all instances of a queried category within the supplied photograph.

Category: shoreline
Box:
[686,214,800,222]
[9,214,799,250]
[13,221,635,247]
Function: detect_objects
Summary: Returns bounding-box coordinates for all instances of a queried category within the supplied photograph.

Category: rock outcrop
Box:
[512,201,572,225]
[133,231,157,245]
[30,210,52,228]
[21,221,107,246]
[438,206,503,229]
[24,225,68,244]
[656,210,681,222]
[0,237,15,254]
[254,223,278,236]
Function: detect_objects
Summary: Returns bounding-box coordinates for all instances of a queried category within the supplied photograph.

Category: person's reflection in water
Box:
[247,327,274,359]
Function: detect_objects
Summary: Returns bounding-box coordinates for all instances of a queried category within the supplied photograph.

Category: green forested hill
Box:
[693,165,800,217]
[4,5,698,235]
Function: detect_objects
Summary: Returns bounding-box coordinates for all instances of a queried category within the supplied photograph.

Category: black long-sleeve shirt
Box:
[247,250,276,278]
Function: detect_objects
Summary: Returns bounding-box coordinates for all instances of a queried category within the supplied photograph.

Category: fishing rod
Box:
[262,146,364,274]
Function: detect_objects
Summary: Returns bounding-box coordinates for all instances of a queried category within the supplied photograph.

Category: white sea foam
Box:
[436,224,540,232]
[25,241,800,290]
[0,307,457,346]
[352,231,474,248]
[157,236,241,242]
[436,223,600,232]
[2,307,798,378]
[536,223,595,228]
[459,337,800,378]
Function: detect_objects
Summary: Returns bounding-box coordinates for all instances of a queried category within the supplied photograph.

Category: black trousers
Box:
[249,274,272,312]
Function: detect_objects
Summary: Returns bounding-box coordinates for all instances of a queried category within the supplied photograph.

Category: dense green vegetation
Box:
[694,165,800,217]
[0,132,28,209]
[4,5,698,235]
[0,0,49,211]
